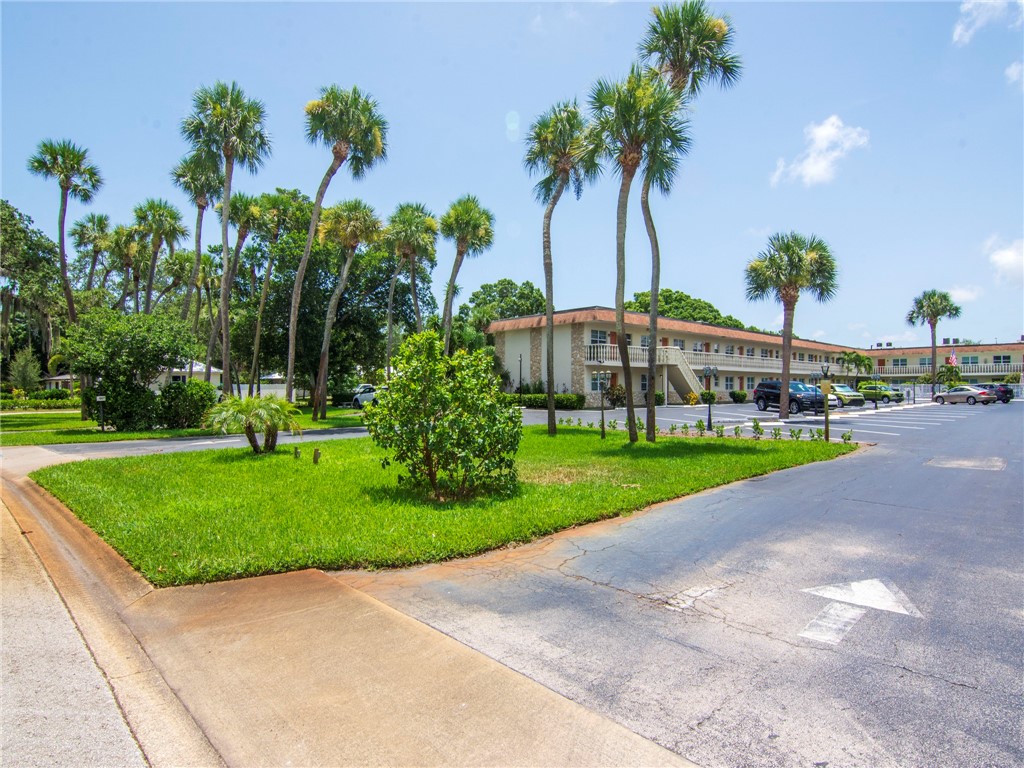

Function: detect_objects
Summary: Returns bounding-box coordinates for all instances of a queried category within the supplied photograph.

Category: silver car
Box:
[933,385,997,405]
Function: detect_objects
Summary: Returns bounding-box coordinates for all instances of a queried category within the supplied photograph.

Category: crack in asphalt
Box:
[882,662,981,691]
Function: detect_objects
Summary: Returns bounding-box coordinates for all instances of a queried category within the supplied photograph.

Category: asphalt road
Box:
[337,401,1024,768]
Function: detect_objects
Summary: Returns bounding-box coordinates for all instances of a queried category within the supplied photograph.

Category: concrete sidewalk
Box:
[0,444,694,767]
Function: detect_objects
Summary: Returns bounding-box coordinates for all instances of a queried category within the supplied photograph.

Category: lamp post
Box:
[871,371,880,410]
[820,363,831,442]
[95,376,105,432]
[702,365,718,430]
[518,354,523,406]
[596,362,610,440]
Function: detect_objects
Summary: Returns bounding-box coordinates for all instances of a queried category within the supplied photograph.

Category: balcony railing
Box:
[873,363,1022,377]
[584,345,833,377]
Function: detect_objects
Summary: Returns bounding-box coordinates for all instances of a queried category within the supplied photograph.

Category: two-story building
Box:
[488,307,1024,405]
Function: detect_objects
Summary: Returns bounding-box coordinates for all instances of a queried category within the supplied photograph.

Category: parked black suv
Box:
[752,380,826,414]
[975,383,1015,404]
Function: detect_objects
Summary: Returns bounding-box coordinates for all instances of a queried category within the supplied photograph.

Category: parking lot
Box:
[520,398,1018,445]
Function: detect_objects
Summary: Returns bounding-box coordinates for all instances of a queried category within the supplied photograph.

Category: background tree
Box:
[134,198,188,314]
[181,81,271,394]
[385,202,438,342]
[171,153,223,321]
[744,232,837,420]
[69,212,111,292]
[524,100,600,435]
[625,288,748,328]
[310,199,381,419]
[838,349,873,386]
[286,84,388,402]
[440,195,495,355]
[27,139,103,323]
[906,289,962,397]
[9,346,42,393]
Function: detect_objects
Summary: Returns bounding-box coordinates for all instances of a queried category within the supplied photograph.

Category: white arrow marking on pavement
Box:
[799,578,922,645]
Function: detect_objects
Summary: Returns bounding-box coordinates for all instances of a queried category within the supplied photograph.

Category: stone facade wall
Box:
[529,328,542,385]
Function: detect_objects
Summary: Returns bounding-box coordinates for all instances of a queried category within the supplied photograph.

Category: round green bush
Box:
[160,379,218,428]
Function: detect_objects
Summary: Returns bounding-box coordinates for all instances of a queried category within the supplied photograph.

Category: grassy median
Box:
[30,426,854,587]
[0,407,364,446]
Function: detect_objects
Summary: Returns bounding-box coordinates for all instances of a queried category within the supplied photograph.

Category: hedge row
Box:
[501,392,586,410]
[1,398,82,411]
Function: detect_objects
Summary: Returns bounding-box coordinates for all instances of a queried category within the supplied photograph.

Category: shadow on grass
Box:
[592,438,768,460]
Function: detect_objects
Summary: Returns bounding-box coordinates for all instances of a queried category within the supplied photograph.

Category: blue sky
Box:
[3,1,1022,348]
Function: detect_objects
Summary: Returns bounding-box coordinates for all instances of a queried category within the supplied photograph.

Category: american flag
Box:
[949,347,957,366]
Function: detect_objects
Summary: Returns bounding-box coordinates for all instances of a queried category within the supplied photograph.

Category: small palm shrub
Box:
[205,394,302,454]
[733,426,742,437]
[789,429,803,441]
[751,419,764,440]
[842,429,854,444]
[695,419,706,436]
[771,428,782,440]
[714,425,725,438]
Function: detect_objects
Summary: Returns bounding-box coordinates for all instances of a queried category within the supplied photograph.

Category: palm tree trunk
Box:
[143,237,163,314]
[133,270,141,313]
[779,300,796,420]
[442,247,466,355]
[312,251,357,420]
[640,175,659,442]
[85,245,100,291]
[542,175,567,436]
[181,204,205,321]
[248,251,275,398]
[56,189,77,323]
[204,286,217,384]
[220,156,235,395]
[385,259,402,379]
[929,321,937,397]
[409,253,423,332]
[614,168,638,443]
[287,154,344,402]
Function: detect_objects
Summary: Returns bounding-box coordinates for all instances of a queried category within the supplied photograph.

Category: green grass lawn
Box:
[31,426,854,587]
[0,407,363,446]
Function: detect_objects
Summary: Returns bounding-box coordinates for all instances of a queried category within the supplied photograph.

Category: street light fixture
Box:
[95,376,106,432]
[871,371,881,410]
[820,363,831,442]
[518,354,523,406]
[702,365,718,430]
[596,361,610,440]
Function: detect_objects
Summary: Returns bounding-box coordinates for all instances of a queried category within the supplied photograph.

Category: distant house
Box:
[42,373,74,391]
[152,361,223,391]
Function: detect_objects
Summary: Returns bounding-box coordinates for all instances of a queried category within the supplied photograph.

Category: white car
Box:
[352,385,385,408]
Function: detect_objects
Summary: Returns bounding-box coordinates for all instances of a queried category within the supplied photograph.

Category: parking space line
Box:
[849,429,901,436]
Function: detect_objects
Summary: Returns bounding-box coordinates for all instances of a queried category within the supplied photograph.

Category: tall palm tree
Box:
[249,191,302,396]
[181,81,271,393]
[286,84,388,402]
[386,203,438,335]
[638,1,742,98]
[134,198,188,314]
[591,64,680,442]
[637,0,740,441]
[744,232,838,420]
[70,213,111,292]
[171,153,223,322]
[27,139,103,323]
[440,196,495,355]
[637,86,689,442]
[906,290,962,397]
[108,224,142,312]
[838,350,872,387]
[310,200,382,419]
[524,101,601,435]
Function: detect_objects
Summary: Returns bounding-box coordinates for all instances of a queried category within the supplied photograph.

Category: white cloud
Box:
[952,0,1023,45]
[948,285,983,302]
[771,115,869,187]
[1006,61,1023,86]
[986,237,1024,284]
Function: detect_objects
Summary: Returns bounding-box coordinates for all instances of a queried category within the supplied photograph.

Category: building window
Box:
[692,341,702,352]
[761,349,770,358]
[171,375,185,383]
[590,329,607,345]
[673,339,685,349]
[640,335,650,347]
[725,345,734,355]
[640,374,648,392]
[625,333,633,346]
[962,355,978,365]
[994,355,1011,365]
[713,344,719,353]
[724,376,734,390]
[919,357,930,366]
[747,377,755,389]
[798,353,805,361]
[590,372,603,392]
[746,347,754,357]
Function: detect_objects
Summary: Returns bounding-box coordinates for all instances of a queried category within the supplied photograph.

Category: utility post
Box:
[820,363,831,442]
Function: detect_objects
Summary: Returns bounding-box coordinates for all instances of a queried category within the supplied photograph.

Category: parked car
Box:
[933,385,997,405]
[857,382,904,404]
[973,382,1014,404]
[352,385,385,408]
[752,380,830,414]
[830,383,865,407]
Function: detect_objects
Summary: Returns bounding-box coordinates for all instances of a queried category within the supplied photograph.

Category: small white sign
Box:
[95,395,106,402]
